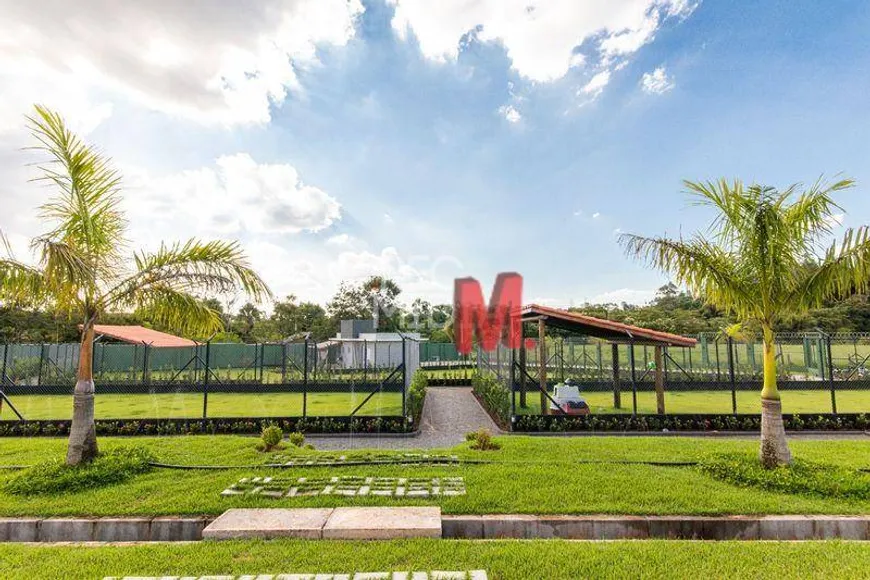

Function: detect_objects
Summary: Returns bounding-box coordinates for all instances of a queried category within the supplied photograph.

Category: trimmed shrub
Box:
[471,372,510,427]
[407,369,428,424]
[697,453,870,501]
[289,431,305,447]
[260,424,283,451]
[466,428,500,451]
[3,447,154,496]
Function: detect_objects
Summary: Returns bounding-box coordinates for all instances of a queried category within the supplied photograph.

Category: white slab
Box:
[322,507,442,540]
[202,508,334,540]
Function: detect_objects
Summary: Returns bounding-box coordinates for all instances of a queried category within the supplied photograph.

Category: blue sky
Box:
[2,0,869,309]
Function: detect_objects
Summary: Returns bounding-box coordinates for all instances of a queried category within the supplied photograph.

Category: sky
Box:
[1,0,869,311]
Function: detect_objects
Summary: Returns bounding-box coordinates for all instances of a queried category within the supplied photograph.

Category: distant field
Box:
[513,389,870,415]
[0,391,403,420]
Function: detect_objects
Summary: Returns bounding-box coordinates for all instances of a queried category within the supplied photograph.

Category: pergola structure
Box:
[515,304,697,416]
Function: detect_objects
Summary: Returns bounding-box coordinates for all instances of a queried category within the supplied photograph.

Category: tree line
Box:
[4,278,870,345]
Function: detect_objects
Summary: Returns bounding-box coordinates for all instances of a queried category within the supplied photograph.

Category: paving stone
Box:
[322,507,442,540]
[481,514,540,539]
[0,518,39,542]
[811,516,870,539]
[150,517,210,541]
[203,509,334,540]
[758,516,816,540]
[39,518,96,542]
[95,518,151,542]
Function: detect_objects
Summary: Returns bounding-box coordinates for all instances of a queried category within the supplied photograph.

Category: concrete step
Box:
[202,507,442,540]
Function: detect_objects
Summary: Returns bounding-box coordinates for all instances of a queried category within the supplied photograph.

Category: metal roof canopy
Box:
[89,325,197,347]
[520,304,697,347]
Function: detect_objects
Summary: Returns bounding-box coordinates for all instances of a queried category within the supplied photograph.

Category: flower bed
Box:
[0,415,411,437]
[512,412,870,433]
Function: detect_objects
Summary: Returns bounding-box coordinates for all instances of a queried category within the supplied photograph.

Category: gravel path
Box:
[305,387,499,451]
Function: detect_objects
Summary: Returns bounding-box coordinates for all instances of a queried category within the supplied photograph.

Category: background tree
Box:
[326,276,402,330]
[620,177,870,467]
[0,106,270,465]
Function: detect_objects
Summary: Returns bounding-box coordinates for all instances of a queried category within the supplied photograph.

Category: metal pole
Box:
[611,343,621,409]
[509,345,516,428]
[827,335,837,414]
[143,343,151,385]
[37,343,45,386]
[401,338,407,418]
[629,340,637,416]
[1,343,7,386]
[728,337,737,414]
[303,338,309,418]
[202,341,211,419]
[281,342,287,383]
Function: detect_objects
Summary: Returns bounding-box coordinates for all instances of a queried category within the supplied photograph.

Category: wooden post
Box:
[611,343,621,409]
[654,345,665,415]
[538,318,548,415]
[519,342,527,408]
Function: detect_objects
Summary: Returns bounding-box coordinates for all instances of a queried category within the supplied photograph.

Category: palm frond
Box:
[0,232,44,304]
[793,226,870,309]
[130,285,224,337]
[27,105,127,269]
[619,233,756,318]
[103,239,271,309]
[783,176,852,246]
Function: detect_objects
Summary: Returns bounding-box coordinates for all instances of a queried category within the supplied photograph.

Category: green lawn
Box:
[513,389,870,415]
[2,435,869,517]
[0,392,403,420]
[2,539,870,579]
[4,387,866,421]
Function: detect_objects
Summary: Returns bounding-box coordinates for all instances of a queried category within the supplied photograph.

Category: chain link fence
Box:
[0,338,416,421]
[472,332,870,416]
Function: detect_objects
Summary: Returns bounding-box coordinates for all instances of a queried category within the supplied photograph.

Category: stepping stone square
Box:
[105,571,487,579]
[222,476,466,499]
[267,453,460,467]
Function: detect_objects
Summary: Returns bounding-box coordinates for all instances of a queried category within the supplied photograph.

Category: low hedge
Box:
[406,369,428,425]
[513,413,870,433]
[0,416,411,437]
[472,372,510,427]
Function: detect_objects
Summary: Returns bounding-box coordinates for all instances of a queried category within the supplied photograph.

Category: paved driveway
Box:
[305,387,499,451]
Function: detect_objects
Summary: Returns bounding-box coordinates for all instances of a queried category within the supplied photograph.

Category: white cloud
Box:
[0,0,364,127]
[592,212,601,219]
[580,70,611,97]
[612,227,623,235]
[124,153,341,245]
[383,213,394,224]
[585,288,656,305]
[247,243,460,305]
[326,234,352,246]
[498,104,522,123]
[388,0,694,83]
[641,66,675,94]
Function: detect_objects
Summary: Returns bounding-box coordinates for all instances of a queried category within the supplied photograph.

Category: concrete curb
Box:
[441,515,870,540]
[3,514,870,542]
[0,517,213,543]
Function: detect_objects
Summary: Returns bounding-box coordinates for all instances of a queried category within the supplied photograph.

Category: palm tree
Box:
[0,106,271,465]
[620,178,870,467]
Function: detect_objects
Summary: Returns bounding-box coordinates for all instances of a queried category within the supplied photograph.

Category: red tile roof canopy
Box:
[520,304,697,348]
[90,325,197,347]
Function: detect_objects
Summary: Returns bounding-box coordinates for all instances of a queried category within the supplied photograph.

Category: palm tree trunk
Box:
[66,321,98,465]
[760,329,791,468]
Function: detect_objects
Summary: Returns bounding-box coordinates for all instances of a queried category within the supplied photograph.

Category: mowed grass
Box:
[513,389,870,415]
[3,539,870,580]
[4,389,867,421]
[2,435,870,517]
[0,392,403,420]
